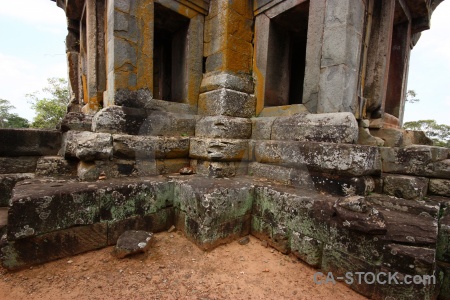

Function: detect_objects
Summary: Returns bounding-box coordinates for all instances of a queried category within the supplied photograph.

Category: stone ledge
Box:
[0,129,61,157]
[254,140,381,176]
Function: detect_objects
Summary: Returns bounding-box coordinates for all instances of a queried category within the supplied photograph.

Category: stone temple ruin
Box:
[0,0,449,298]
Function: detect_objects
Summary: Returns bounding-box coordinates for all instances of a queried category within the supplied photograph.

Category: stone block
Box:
[176,209,251,250]
[0,157,39,174]
[173,177,254,228]
[1,223,107,270]
[403,130,433,146]
[114,88,152,108]
[381,146,450,178]
[370,128,404,147]
[200,72,254,94]
[324,0,365,34]
[92,106,196,136]
[438,262,450,300]
[198,88,256,118]
[143,98,196,114]
[196,116,252,139]
[59,112,93,132]
[255,140,381,176]
[156,159,190,175]
[253,185,334,242]
[271,112,359,143]
[0,173,34,207]
[8,181,101,240]
[35,156,78,178]
[62,131,113,161]
[438,214,450,262]
[107,207,174,245]
[189,138,249,161]
[192,160,248,178]
[321,25,361,69]
[383,174,429,200]
[321,246,376,298]
[382,244,436,275]
[0,129,61,156]
[251,117,276,140]
[290,232,323,268]
[429,179,450,197]
[318,65,359,114]
[358,127,385,146]
[113,135,189,159]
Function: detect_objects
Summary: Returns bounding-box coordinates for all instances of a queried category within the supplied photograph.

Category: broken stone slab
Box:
[189,138,249,161]
[59,112,93,132]
[192,160,248,178]
[113,230,153,258]
[92,105,196,136]
[0,129,61,156]
[403,130,433,146]
[7,177,173,240]
[0,157,39,174]
[112,135,189,159]
[382,174,429,200]
[381,146,449,178]
[107,208,174,245]
[271,112,359,143]
[358,127,385,146]
[35,156,77,178]
[62,131,113,161]
[0,173,34,206]
[254,140,381,176]
[429,179,450,197]
[369,128,404,147]
[1,223,108,270]
[198,88,256,118]
[196,116,252,139]
[251,117,276,140]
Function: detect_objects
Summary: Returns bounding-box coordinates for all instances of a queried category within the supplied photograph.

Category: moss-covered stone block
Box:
[290,231,323,267]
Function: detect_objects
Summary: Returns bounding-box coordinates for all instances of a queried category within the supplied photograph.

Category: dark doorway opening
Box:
[265,1,309,107]
[153,3,190,102]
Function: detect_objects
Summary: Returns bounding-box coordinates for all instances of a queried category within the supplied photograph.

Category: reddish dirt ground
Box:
[0,231,366,299]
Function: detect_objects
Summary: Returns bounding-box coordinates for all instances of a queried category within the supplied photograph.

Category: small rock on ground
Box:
[113,230,153,259]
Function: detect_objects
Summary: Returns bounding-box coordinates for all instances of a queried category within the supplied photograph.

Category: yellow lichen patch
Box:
[225,47,252,73]
[253,65,265,116]
[136,0,154,91]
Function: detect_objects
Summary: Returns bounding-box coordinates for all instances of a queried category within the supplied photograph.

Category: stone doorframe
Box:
[104,0,205,111]
[253,0,365,118]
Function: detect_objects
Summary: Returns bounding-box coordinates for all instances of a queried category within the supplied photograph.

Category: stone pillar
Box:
[105,0,152,107]
[317,0,365,114]
[363,0,395,118]
[302,0,327,113]
[82,0,104,114]
[198,0,255,118]
[66,19,81,113]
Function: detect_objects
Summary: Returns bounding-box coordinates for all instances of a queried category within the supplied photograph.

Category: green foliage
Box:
[405,90,419,104]
[403,119,450,148]
[0,99,30,128]
[27,77,69,129]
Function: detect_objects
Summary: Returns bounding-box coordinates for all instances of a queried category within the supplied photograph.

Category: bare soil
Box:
[0,231,366,299]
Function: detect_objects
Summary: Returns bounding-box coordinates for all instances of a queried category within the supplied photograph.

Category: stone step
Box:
[0,173,35,206]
